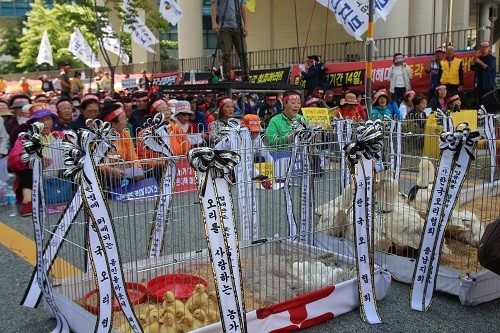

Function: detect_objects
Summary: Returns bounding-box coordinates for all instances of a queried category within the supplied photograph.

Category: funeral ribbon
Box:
[335,119,354,190]
[223,119,259,242]
[387,118,402,181]
[188,148,247,333]
[435,108,454,133]
[21,121,116,309]
[19,122,71,333]
[410,124,479,312]
[478,106,498,183]
[344,122,383,324]
[142,113,178,258]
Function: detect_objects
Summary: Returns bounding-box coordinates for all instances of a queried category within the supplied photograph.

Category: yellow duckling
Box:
[192,309,206,328]
[206,290,219,312]
[206,309,221,324]
[174,306,191,321]
[179,314,196,332]
[142,309,161,333]
[185,284,209,312]
[159,311,177,333]
[162,291,185,313]
[117,321,132,333]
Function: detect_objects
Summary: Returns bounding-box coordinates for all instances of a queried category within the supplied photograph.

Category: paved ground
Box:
[1,166,499,333]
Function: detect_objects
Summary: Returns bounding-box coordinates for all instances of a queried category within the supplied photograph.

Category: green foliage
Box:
[160,40,178,60]
[14,0,172,73]
[0,20,23,57]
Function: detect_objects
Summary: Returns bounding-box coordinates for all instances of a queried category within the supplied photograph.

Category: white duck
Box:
[292,261,344,290]
[407,157,435,216]
[315,183,355,237]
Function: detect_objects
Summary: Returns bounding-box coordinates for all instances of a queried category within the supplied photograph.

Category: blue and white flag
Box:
[68,28,101,69]
[101,22,130,65]
[316,0,397,40]
[159,0,184,26]
[37,30,53,66]
[123,0,159,53]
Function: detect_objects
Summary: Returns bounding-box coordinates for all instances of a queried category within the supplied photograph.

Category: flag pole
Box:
[365,0,374,115]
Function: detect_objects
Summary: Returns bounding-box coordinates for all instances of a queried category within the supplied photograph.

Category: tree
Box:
[17,0,171,90]
[0,20,23,74]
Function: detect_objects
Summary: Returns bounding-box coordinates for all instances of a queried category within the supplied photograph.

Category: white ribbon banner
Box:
[37,30,54,66]
[68,28,101,69]
[189,148,247,333]
[411,126,479,312]
[483,114,497,183]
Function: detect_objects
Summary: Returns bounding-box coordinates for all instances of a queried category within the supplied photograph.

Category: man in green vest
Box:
[438,44,464,95]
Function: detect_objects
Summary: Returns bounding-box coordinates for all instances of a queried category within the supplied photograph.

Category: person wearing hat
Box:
[266,90,308,147]
[5,94,30,146]
[428,85,448,111]
[54,98,74,131]
[70,94,100,130]
[438,44,463,94]
[40,74,54,93]
[300,56,321,96]
[8,104,62,216]
[371,90,393,120]
[388,53,412,106]
[425,47,445,98]
[335,93,366,121]
[129,90,151,136]
[210,96,235,145]
[242,113,274,167]
[445,93,461,113]
[257,93,280,128]
[399,90,415,120]
[98,102,143,186]
[471,41,497,108]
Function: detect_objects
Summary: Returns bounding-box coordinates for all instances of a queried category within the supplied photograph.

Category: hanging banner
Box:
[159,0,184,26]
[336,119,353,190]
[478,106,497,183]
[344,121,384,324]
[141,114,178,258]
[151,72,182,87]
[19,123,70,333]
[188,148,247,333]
[37,30,54,66]
[290,51,476,95]
[411,124,479,312]
[68,28,101,69]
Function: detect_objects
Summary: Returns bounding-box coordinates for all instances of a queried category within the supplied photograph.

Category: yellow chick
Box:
[192,309,206,328]
[159,311,177,333]
[206,309,221,324]
[179,314,196,332]
[142,309,161,333]
[162,291,185,313]
[185,284,209,312]
[117,321,132,333]
[174,306,191,321]
[206,290,219,312]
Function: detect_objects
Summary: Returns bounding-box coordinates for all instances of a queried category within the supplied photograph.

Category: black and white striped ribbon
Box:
[335,119,354,190]
[411,124,479,312]
[19,122,70,333]
[188,148,247,333]
[435,108,454,133]
[142,113,178,258]
[344,122,383,324]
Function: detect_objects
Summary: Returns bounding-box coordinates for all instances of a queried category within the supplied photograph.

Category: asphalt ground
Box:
[1,166,500,333]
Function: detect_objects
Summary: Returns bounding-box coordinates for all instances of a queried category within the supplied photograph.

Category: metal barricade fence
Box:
[35,115,500,331]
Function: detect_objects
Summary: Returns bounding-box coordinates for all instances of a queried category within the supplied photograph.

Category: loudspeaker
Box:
[482,89,500,114]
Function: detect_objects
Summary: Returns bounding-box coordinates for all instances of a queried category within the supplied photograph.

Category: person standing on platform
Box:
[388,53,412,106]
[471,41,497,108]
[438,45,463,95]
[300,55,320,97]
[211,0,250,82]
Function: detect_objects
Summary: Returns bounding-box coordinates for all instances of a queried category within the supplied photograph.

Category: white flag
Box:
[122,1,159,53]
[316,0,397,40]
[37,30,53,66]
[159,0,183,26]
[101,22,130,65]
[68,28,102,69]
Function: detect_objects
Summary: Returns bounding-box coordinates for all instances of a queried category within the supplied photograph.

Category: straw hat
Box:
[340,93,359,105]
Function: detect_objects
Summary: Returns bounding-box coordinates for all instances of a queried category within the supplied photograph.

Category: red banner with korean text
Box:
[174,159,197,193]
[290,52,476,95]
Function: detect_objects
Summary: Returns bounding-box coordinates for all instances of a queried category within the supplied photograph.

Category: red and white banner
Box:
[290,51,476,95]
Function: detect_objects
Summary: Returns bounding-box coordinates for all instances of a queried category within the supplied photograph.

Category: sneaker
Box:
[19,202,33,216]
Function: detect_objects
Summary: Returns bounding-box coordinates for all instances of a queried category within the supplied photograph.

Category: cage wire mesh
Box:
[38,114,499,331]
